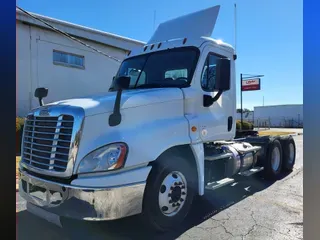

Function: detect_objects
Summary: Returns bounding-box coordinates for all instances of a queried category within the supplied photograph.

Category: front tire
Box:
[141,151,196,232]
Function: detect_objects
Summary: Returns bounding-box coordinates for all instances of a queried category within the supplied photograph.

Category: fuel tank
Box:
[221,142,259,176]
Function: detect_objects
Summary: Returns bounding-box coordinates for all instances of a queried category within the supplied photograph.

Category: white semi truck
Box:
[19,6,296,232]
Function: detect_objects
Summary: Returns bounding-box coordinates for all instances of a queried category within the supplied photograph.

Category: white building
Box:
[254,104,303,128]
[16,9,145,117]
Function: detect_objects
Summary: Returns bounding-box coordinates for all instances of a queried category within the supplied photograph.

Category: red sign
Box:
[241,78,261,91]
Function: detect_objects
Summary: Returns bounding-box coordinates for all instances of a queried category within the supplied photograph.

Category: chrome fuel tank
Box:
[221,142,259,175]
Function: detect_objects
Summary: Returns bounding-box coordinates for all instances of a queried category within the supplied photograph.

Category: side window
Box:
[127,68,146,86]
[201,54,218,92]
[53,50,85,69]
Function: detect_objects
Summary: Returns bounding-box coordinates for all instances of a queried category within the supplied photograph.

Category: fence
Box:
[279,117,303,128]
[237,115,303,129]
[255,118,271,130]
[254,116,303,128]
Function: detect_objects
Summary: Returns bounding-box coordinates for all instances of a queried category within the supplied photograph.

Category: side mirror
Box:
[34,87,48,99]
[34,87,48,106]
[108,76,131,127]
[214,58,231,91]
[113,76,130,90]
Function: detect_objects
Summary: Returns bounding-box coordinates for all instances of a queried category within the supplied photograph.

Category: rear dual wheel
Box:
[264,139,283,180]
[263,136,297,179]
[280,136,296,172]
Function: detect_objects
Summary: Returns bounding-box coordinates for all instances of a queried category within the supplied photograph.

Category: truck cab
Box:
[19,6,296,231]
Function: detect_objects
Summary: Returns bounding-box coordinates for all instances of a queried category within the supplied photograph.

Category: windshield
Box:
[110,47,199,90]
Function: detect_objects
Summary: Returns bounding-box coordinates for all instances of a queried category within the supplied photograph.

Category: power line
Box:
[16,6,121,62]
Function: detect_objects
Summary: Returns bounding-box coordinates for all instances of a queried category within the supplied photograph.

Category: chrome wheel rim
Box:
[158,171,187,217]
[271,146,281,172]
[288,143,295,164]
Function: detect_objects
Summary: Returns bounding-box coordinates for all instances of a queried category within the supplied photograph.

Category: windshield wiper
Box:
[134,83,164,89]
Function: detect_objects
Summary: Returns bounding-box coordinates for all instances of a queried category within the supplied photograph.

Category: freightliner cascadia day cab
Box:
[19,6,296,231]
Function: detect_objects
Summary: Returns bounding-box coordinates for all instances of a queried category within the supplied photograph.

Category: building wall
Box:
[254,104,303,127]
[17,21,133,117]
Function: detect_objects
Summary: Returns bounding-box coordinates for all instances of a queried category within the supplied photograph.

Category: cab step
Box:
[205,178,235,191]
[239,166,264,177]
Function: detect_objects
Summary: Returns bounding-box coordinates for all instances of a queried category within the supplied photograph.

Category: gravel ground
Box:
[17,135,303,240]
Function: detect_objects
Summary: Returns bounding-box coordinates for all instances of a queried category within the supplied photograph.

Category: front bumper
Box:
[19,169,147,222]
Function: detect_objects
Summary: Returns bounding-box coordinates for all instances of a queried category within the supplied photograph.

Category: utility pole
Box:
[240,73,243,130]
[234,3,237,53]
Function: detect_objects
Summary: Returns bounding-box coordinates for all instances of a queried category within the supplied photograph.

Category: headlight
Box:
[77,143,127,174]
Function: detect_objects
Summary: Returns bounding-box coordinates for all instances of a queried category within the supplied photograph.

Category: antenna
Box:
[234,3,237,54]
[153,10,156,31]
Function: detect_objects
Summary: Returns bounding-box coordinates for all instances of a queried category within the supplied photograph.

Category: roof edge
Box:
[254,104,303,108]
[16,9,145,51]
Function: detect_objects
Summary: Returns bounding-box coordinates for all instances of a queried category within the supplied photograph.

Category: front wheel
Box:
[141,152,196,232]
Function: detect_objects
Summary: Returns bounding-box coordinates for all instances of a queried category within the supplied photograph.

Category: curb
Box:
[289,133,303,137]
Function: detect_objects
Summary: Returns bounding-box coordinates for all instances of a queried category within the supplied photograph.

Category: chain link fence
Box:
[237,113,303,129]
[255,116,303,128]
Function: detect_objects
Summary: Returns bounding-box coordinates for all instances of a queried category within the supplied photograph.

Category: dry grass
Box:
[16,156,20,191]
[16,156,21,175]
[258,131,295,136]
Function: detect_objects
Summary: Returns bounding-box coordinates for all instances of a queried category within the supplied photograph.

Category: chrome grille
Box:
[22,115,74,172]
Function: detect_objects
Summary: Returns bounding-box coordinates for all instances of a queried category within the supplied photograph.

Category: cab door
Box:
[194,45,236,142]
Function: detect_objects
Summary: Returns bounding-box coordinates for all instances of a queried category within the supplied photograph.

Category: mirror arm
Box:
[38,97,44,106]
[211,90,223,103]
[203,90,223,107]
[108,76,130,127]
[108,89,123,127]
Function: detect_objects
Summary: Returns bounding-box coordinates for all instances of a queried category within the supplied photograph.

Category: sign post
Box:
[240,74,264,130]
[240,74,243,129]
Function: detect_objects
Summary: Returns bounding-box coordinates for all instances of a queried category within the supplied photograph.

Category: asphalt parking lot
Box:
[16,135,303,240]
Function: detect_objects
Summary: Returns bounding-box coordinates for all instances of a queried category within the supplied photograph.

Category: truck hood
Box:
[46,88,184,116]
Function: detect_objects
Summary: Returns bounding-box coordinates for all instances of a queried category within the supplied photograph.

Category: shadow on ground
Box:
[17,172,291,240]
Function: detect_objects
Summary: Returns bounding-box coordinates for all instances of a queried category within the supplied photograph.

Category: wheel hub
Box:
[158,171,187,217]
[271,146,281,172]
[171,186,182,202]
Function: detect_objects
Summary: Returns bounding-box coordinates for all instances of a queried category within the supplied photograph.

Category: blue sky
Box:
[17,0,302,110]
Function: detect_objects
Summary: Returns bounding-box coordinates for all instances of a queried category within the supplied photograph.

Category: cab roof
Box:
[127,37,234,59]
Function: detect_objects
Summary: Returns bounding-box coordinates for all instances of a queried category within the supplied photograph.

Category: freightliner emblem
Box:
[39,108,50,116]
